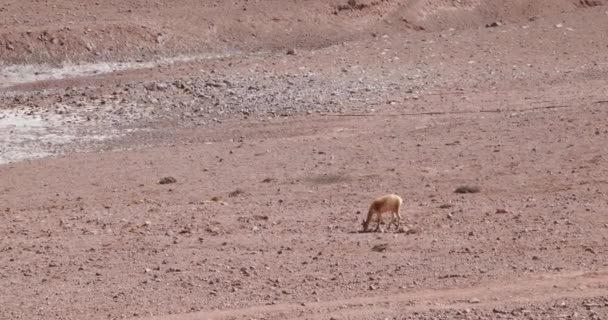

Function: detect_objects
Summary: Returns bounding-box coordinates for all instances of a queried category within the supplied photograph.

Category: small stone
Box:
[144,82,157,91]
[286,48,297,55]
[158,83,169,91]
[455,185,481,194]
[404,227,419,235]
[585,247,596,254]
[469,298,481,304]
[158,176,177,184]
[371,243,388,252]
[228,189,244,197]
[486,21,502,28]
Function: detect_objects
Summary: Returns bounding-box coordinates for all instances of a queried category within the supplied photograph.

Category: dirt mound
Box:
[395,0,608,31]
[0,0,606,65]
[0,24,195,66]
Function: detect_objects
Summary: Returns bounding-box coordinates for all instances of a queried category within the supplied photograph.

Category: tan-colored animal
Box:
[362,194,403,232]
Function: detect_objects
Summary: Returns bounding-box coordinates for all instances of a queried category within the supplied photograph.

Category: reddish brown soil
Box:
[1,1,608,320]
[1,0,607,65]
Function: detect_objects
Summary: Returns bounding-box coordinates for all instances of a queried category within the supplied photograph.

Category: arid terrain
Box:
[1,1,608,319]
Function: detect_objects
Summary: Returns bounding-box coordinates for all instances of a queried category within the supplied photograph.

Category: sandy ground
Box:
[1,1,608,319]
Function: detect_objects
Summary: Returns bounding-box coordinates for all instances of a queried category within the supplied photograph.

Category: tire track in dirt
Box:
[138,270,608,320]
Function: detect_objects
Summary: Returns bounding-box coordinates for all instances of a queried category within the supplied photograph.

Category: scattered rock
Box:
[158,176,177,184]
[585,247,596,254]
[469,298,481,304]
[399,227,419,235]
[205,81,224,88]
[486,21,502,28]
[204,197,226,205]
[454,185,481,194]
[228,189,245,197]
[144,82,165,91]
[155,82,169,90]
[371,243,389,252]
[583,302,602,308]
[178,226,191,234]
[286,48,297,55]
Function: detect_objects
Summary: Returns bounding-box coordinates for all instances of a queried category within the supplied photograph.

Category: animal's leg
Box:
[374,212,381,232]
[363,208,374,232]
[387,212,396,230]
[394,210,401,229]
